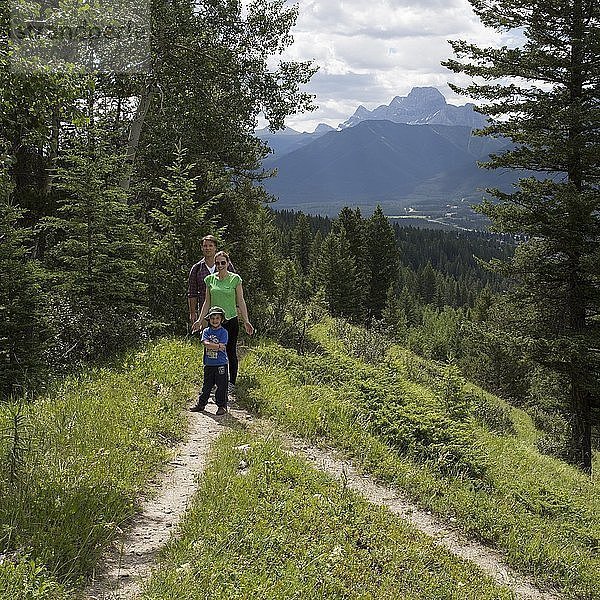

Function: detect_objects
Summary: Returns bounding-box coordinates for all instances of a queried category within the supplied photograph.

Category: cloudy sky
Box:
[276,0,514,132]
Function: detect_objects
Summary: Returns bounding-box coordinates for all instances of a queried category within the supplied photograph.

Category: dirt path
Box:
[85,403,561,600]
[285,437,561,600]
[85,404,252,600]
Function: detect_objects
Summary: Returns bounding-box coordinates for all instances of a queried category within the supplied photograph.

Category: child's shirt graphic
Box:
[201,326,229,366]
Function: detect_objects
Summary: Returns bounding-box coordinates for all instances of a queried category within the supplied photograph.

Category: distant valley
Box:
[256,87,522,230]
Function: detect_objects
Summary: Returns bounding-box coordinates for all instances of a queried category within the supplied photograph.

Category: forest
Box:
[1,0,599,597]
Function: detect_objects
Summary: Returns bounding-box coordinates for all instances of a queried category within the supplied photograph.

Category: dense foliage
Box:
[268,205,600,470]
[1,0,315,395]
[444,0,600,473]
[273,206,511,315]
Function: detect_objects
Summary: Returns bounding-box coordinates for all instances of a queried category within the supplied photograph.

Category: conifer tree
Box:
[320,228,360,320]
[217,179,279,310]
[241,202,280,311]
[336,207,368,318]
[291,212,312,275]
[150,142,220,331]
[0,171,42,397]
[365,206,399,319]
[337,207,367,262]
[307,229,324,293]
[43,132,147,362]
[418,262,437,305]
[445,0,600,472]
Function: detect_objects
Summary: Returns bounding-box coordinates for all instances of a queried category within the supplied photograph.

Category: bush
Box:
[334,318,392,363]
[406,306,464,361]
[365,400,487,480]
[41,292,150,373]
[467,389,515,435]
[0,557,70,600]
[255,295,327,355]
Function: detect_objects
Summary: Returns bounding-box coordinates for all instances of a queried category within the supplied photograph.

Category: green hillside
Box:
[1,329,598,598]
[238,319,600,598]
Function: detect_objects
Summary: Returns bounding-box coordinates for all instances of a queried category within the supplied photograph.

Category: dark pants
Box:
[223,317,239,384]
[197,364,228,408]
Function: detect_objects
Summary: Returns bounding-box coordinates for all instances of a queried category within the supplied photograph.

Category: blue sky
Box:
[276,0,515,132]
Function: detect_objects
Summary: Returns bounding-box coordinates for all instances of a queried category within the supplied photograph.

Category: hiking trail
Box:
[85,402,561,600]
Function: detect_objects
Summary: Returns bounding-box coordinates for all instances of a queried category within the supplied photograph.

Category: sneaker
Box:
[216,406,227,416]
[190,404,206,412]
[228,382,235,395]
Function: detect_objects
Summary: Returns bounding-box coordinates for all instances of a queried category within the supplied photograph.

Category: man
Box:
[187,235,234,325]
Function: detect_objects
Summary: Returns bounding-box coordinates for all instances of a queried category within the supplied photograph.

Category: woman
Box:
[192,250,254,392]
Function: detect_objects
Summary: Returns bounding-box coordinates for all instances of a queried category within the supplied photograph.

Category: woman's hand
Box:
[244,321,255,335]
[191,320,202,333]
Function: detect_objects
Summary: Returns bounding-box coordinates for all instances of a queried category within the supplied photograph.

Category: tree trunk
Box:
[120,83,156,191]
[565,0,593,474]
[42,104,61,196]
[570,381,593,474]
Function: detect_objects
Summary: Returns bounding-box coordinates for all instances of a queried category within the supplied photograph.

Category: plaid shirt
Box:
[187,258,235,309]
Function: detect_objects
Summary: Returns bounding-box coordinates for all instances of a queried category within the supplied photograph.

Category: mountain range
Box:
[256,87,517,228]
[339,87,488,129]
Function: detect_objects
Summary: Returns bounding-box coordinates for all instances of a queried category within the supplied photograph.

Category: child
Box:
[190,306,229,415]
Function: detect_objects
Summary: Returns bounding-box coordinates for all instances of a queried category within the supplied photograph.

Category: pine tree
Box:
[320,228,360,320]
[336,207,368,319]
[0,172,43,397]
[445,0,600,472]
[150,142,220,331]
[291,212,312,275]
[216,178,279,311]
[43,132,147,362]
[418,262,437,305]
[307,229,324,294]
[365,206,399,319]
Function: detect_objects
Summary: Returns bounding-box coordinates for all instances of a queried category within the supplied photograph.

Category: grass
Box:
[0,337,204,599]
[142,430,513,600]
[237,318,600,599]
[2,324,597,598]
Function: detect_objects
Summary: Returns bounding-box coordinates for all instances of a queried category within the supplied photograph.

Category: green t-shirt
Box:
[204,272,242,320]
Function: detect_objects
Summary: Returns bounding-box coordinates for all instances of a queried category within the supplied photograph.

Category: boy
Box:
[190,306,229,415]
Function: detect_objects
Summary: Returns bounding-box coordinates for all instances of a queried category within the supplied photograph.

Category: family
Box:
[187,235,255,415]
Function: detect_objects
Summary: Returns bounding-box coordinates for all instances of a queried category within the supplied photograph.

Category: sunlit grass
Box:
[143,430,513,600]
[0,338,203,598]
[238,320,600,598]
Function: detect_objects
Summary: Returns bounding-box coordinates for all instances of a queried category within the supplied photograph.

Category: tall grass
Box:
[0,338,202,598]
[238,319,600,598]
[143,430,513,600]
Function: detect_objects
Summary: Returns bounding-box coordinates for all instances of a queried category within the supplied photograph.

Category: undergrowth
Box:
[238,318,600,598]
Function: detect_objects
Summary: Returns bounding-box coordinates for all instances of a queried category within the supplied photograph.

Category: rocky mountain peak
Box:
[340,87,486,129]
[404,86,446,108]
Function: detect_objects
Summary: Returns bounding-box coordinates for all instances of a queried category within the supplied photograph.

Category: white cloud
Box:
[270,0,510,132]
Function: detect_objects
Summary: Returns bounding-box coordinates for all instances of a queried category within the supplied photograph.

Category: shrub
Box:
[0,557,70,600]
[466,389,516,435]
